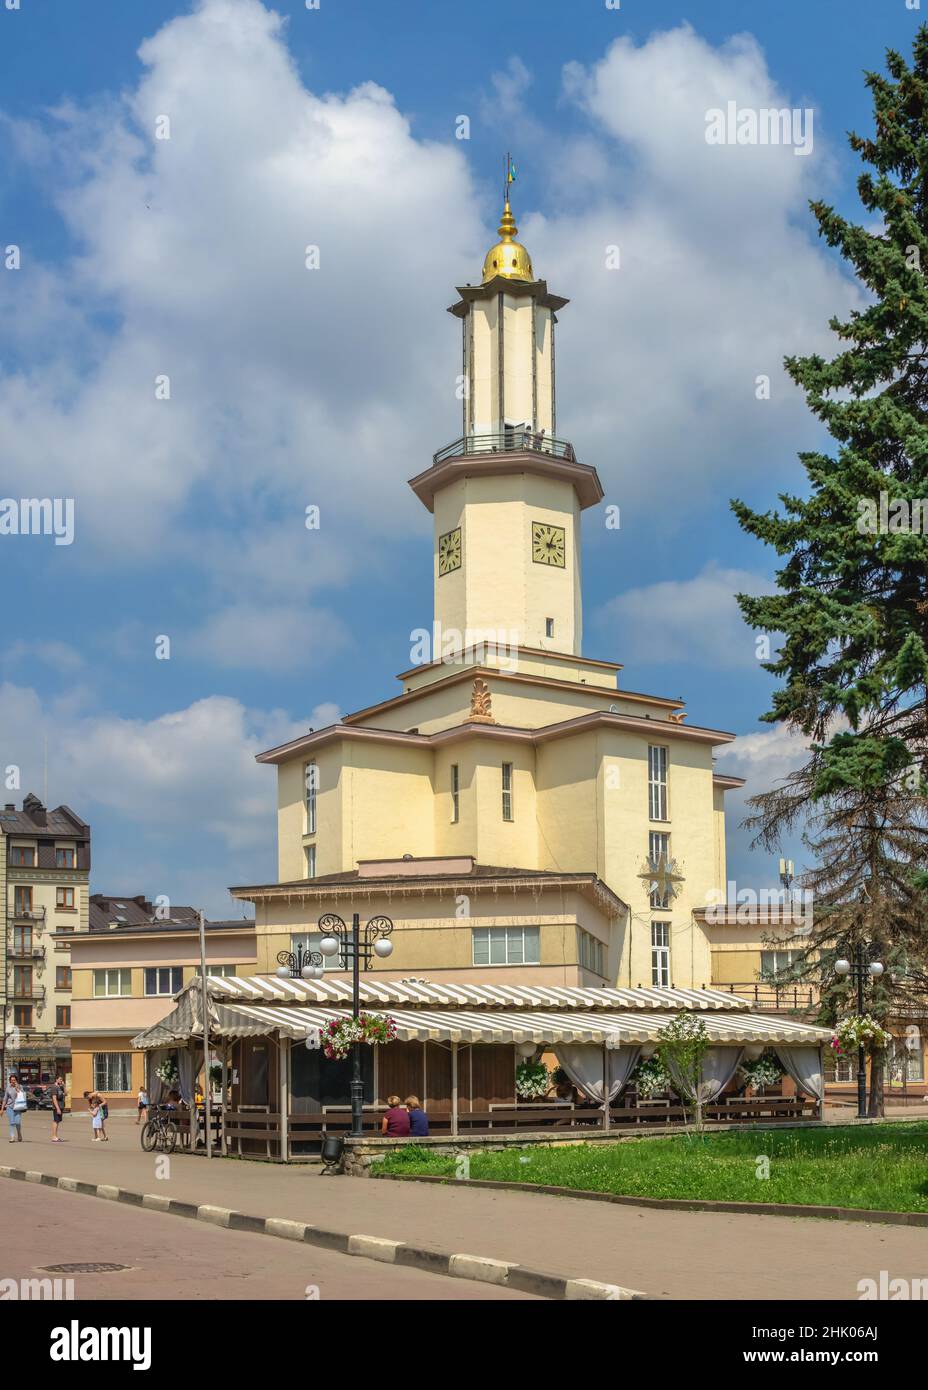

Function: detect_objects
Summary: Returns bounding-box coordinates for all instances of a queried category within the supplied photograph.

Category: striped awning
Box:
[201,973,752,1013]
[194,1000,832,1047]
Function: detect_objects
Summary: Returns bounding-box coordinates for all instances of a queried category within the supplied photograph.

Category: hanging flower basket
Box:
[832,1014,892,1053]
[322,1012,397,1061]
[631,1054,671,1099]
[738,1053,784,1094]
[156,1057,179,1087]
[515,1060,552,1100]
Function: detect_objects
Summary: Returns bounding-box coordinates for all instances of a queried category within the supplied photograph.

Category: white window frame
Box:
[648,745,668,821]
[144,966,183,997]
[305,844,317,879]
[577,929,605,978]
[450,763,460,824]
[472,926,540,967]
[93,968,133,998]
[502,763,514,822]
[304,760,317,836]
[651,921,671,988]
[205,964,235,978]
[649,830,671,908]
[93,1053,132,1093]
[293,932,341,972]
[759,949,798,979]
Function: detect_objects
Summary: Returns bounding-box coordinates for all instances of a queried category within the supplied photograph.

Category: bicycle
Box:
[140,1104,178,1154]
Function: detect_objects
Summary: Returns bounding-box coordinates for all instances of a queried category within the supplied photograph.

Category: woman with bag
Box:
[2,1074,27,1143]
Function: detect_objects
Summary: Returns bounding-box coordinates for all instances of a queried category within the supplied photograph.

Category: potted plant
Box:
[738,1051,784,1096]
[515,1060,552,1101]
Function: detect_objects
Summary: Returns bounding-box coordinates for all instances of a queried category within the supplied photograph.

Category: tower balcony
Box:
[433,430,577,466]
[413,432,603,513]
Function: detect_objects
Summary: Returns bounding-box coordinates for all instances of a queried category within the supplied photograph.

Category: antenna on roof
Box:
[43,733,48,807]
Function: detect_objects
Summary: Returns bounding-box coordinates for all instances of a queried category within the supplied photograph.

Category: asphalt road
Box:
[2,1181,537,1301]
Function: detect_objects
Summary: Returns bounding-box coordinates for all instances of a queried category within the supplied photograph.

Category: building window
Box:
[13,886,33,917]
[93,1053,132,1093]
[304,760,317,835]
[10,845,35,867]
[56,886,75,910]
[472,926,540,967]
[648,745,668,820]
[56,966,72,990]
[56,1006,71,1028]
[502,763,514,821]
[13,1005,32,1028]
[13,965,32,998]
[577,929,606,977]
[545,618,554,638]
[759,949,798,979]
[305,844,317,879]
[649,830,671,908]
[55,847,75,868]
[144,966,183,997]
[890,1035,924,1083]
[450,764,460,823]
[651,921,671,987]
[206,964,235,978]
[93,968,133,998]
[12,926,32,955]
[293,933,341,972]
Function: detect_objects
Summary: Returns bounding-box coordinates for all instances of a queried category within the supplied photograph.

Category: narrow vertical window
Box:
[651,921,671,987]
[306,844,317,879]
[450,764,460,823]
[304,760,317,835]
[649,830,671,908]
[648,745,668,820]
[502,762,513,821]
[545,617,554,638]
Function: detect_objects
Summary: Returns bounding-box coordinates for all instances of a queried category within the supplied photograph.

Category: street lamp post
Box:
[835,945,884,1119]
[276,943,326,980]
[317,913,394,1136]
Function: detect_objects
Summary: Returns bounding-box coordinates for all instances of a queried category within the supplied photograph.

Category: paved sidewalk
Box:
[10,1114,927,1300]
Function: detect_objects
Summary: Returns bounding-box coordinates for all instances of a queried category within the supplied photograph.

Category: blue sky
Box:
[0,0,917,912]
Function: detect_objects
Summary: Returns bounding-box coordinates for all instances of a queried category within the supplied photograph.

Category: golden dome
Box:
[481,198,534,284]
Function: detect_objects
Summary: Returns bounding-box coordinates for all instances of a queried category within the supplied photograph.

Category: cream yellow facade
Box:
[235,194,745,994]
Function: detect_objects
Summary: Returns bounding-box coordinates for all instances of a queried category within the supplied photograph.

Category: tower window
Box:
[651,921,671,987]
[450,764,460,824]
[648,745,668,821]
[502,763,513,821]
[545,618,554,638]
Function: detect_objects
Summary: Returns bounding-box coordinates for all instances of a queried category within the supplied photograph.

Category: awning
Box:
[201,973,753,1013]
[134,998,832,1049]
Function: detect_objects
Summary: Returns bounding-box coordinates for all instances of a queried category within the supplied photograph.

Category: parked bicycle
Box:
[139,1104,178,1154]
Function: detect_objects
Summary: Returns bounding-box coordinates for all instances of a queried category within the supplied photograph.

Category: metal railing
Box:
[433,431,577,466]
[7,945,45,962]
[721,981,816,1010]
[10,906,46,923]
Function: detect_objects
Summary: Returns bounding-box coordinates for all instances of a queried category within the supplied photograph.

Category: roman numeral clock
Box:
[532,521,566,567]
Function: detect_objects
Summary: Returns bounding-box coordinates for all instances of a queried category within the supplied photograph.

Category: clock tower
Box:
[408,188,603,658]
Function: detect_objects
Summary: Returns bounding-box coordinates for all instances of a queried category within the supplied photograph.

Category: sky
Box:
[0,0,920,914]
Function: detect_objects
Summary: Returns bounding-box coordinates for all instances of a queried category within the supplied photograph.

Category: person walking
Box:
[136,1085,149,1126]
[404,1095,429,1137]
[50,1074,66,1142]
[3,1074,27,1143]
[380,1094,411,1137]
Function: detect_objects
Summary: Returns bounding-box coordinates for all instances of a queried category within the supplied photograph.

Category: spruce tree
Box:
[732,30,928,1110]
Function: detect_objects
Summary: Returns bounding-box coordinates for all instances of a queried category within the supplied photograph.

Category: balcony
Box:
[432,430,577,466]
[719,981,816,1012]
[8,945,45,962]
[11,985,46,1005]
[10,905,46,924]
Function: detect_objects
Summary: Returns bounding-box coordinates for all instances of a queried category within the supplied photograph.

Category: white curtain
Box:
[147,1050,168,1105]
[556,1044,641,1104]
[176,1045,202,1105]
[775,1046,824,1101]
[668,1047,744,1103]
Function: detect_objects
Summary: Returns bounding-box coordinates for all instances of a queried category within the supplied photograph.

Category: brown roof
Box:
[0,794,89,839]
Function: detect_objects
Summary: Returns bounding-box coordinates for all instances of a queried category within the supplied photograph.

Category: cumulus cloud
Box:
[595,562,776,667]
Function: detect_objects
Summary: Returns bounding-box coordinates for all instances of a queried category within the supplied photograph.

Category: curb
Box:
[0,1165,643,1301]
[377,1173,928,1228]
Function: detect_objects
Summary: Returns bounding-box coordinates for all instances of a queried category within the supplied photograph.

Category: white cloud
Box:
[596,562,776,667]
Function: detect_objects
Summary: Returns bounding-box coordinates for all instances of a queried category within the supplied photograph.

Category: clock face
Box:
[532,521,566,568]
[438,526,462,575]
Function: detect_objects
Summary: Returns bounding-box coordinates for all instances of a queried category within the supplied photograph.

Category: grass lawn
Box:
[377,1122,928,1214]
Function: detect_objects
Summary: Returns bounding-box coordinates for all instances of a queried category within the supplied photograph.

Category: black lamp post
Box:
[317,913,394,1136]
[835,944,884,1118]
[275,943,325,980]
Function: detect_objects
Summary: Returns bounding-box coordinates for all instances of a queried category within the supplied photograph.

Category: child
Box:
[84,1091,108,1142]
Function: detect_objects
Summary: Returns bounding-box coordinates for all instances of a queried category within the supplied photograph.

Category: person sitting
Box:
[381,1094,411,1137]
[404,1095,429,1137]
